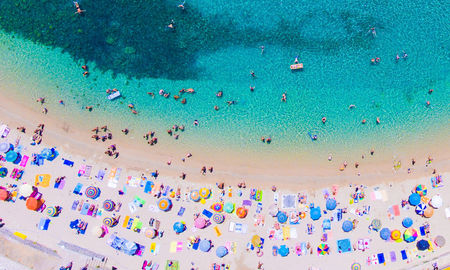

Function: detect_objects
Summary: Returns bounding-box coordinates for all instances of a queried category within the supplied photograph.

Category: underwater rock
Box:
[106,35,115,45]
[124,46,136,54]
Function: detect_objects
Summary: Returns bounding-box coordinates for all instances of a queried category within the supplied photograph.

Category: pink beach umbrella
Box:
[194,217,207,229]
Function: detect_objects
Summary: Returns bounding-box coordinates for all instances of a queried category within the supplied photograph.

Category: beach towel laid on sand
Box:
[73,183,83,195]
[96,169,106,181]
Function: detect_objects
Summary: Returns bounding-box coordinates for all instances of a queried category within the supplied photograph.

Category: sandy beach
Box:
[0,95,449,270]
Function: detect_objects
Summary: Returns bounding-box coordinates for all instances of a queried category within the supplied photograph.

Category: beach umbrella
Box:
[190,190,200,202]
[216,246,228,258]
[46,206,57,217]
[415,203,427,215]
[5,151,17,162]
[158,198,172,212]
[310,207,321,221]
[409,193,421,206]
[326,198,337,210]
[199,188,211,199]
[380,228,391,240]
[317,243,329,255]
[391,230,401,240]
[416,239,430,251]
[26,197,43,211]
[199,239,211,252]
[277,211,288,224]
[429,195,442,209]
[434,236,445,247]
[103,199,116,212]
[342,220,353,232]
[145,228,157,239]
[337,238,351,253]
[415,184,427,196]
[236,207,248,218]
[212,213,225,224]
[173,222,186,234]
[19,184,34,197]
[0,189,9,200]
[0,142,9,152]
[278,245,290,257]
[423,207,434,218]
[194,217,207,229]
[402,217,413,228]
[0,167,7,177]
[103,217,116,227]
[91,226,104,238]
[371,219,381,231]
[404,228,418,243]
[351,262,361,270]
[224,202,234,213]
[268,204,278,217]
[85,186,101,200]
[212,202,223,212]
[251,235,262,248]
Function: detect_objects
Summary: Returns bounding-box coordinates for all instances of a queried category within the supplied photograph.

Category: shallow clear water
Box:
[0,0,448,160]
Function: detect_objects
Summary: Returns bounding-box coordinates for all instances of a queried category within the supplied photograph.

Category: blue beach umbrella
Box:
[408,193,421,206]
[326,198,337,210]
[310,207,321,220]
[199,239,211,252]
[278,245,289,257]
[277,212,288,223]
[402,217,413,228]
[0,167,8,177]
[216,246,228,258]
[342,220,353,232]
[0,142,9,153]
[416,239,430,251]
[380,228,391,240]
[5,151,17,162]
[173,222,186,234]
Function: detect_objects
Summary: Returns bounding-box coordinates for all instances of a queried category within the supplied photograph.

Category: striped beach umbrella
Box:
[371,219,381,231]
[351,262,361,270]
[46,206,57,217]
[85,186,101,200]
[317,243,329,255]
[103,200,116,212]
[391,230,402,240]
[404,228,418,243]
[190,190,200,202]
[199,188,211,199]
[212,213,225,224]
[103,217,116,227]
[415,203,427,215]
[415,184,427,196]
[158,198,172,211]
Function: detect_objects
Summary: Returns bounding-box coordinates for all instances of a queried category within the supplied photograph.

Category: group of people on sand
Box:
[91,126,112,142]
[105,144,119,159]
[200,166,213,175]
[31,124,44,145]
[143,131,158,145]
[337,148,376,172]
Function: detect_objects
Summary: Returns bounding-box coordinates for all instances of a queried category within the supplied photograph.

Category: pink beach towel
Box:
[20,155,29,167]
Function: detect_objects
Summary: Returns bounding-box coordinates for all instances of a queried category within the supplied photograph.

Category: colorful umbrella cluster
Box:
[317,243,329,255]
[213,213,225,224]
[103,199,116,212]
[158,198,172,212]
[85,186,101,200]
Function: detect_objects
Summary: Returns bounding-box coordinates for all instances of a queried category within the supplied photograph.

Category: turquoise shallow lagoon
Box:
[0,0,448,162]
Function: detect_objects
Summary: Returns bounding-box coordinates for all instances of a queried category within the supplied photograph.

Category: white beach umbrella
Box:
[19,184,33,197]
[430,195,442,209]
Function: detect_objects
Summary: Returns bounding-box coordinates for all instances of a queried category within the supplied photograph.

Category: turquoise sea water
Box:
[0,0,449,161]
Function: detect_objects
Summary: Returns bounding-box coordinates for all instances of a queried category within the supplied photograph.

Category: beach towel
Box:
[38,218,50,230]
[73,183,83,195]
[96,170,106,181]
[19,155,29,167]
[78,165,86,176]
[122,216,131,228]
[202,209,213,218]
[80,203,90,215]
[214,226,222,237]
[162,185,170,196]
[177,207,185,217]
[83,165,92,178]
[256,202,263,214]
[144,181,154,194]
[62,159,74,167]
[87,204,95,216]
[282,226,290,240]
[176,242,183,252]
[400,250,407,260]
[58,179,65,190]
[228,222,235,232]
[377,253,385,264]
[390,251,397,262]
[243,200,252,207]
[71,200,79,210]
[13,232,27,240]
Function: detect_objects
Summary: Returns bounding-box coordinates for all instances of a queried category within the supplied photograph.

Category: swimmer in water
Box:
[322,117,326,124]
[368,27,376,37]
[178,1,186,10]
[281,92,287,102]
[376,117,380,124]
[250,70,256,77]
[426,101,430,107]
[128,104,134,109]
[395,54,400,61]
[260,46,265,54]
[328,154,332,161]
[193,120,199,126]
[227,101,236,106]
[349,104,356,110]
[216,91,223,98]
[214,105,219,111]
[428,89,433,94]
[250,86,255,92]
[294,56,299,64]
[402,51,408,59]
[362,119,366,124]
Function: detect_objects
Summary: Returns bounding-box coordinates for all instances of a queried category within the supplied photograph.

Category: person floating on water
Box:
[294,56,299,64]
[58,100,64,105]
[73,2,85,14]
[227,100,236,106]
[250,86,255,92]
[216,91,223,98]
[376,117,380,124]
[368,27,376,37]
[428,89,433,94]
[426,101,430,107]
[402,51,408,59]
[322,117,326,124]
[349,104,356,110]
[250,70,256,78]
[167,20,176,31]
[371,57,380,64]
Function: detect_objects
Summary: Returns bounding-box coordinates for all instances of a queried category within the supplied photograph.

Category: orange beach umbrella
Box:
[26,197,43,211]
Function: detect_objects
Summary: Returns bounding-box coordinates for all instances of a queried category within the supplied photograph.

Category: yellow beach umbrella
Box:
[199,188,211,199]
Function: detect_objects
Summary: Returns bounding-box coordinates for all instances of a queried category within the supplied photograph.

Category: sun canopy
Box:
[326,198,337,210]
[380,228,391,240]
[342,220,353,232]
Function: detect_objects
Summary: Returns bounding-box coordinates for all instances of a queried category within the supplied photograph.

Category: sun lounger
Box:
[73,183,83,195]
[62,159,74,167]
[71,200,79,210]
[390,251,397,262]
[377,253,385,264]
[80,203,90,215]
[400,250,407,260]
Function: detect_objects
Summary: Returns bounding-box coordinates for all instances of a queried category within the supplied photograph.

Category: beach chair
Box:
[400,250,408,260]
[73,183,83,195]
[192,240,199,250]
[62,159,74,167]
[177,207,185,217]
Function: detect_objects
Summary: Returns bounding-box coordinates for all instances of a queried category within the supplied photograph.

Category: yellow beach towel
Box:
[170,241,177,253]
[13,232,27,240]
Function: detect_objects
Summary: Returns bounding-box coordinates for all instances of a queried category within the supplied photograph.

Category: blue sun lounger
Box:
[202,209,213,218]
[401,250,408,260]
[377,253,385,264]
[38,218,50,230]
[80,203,90,215]
[63,159,74,167]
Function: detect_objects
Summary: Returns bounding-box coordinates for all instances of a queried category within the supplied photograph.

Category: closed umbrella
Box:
[277,212,288,224]
[199,240,211,252]
[416,239,430,251]
[224,202,234,213]
[326,198,337,210]
[380,228,390,240]
[173,222,186,234]
[216,246,228,258]
[415,203,426,215]
[408,193,421,206]
[429,195,442,209]
[310,207,321,220]
[194,217,207,229]
[342,220,353,232]
[371,219,381,231]
[19,184,33,197]
[434,236,445,247]
[402,217,413,228]
[278,245,289,257]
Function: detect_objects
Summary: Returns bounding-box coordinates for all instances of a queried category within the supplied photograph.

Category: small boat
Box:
[290,63,303,70]
[107,91,121,100]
